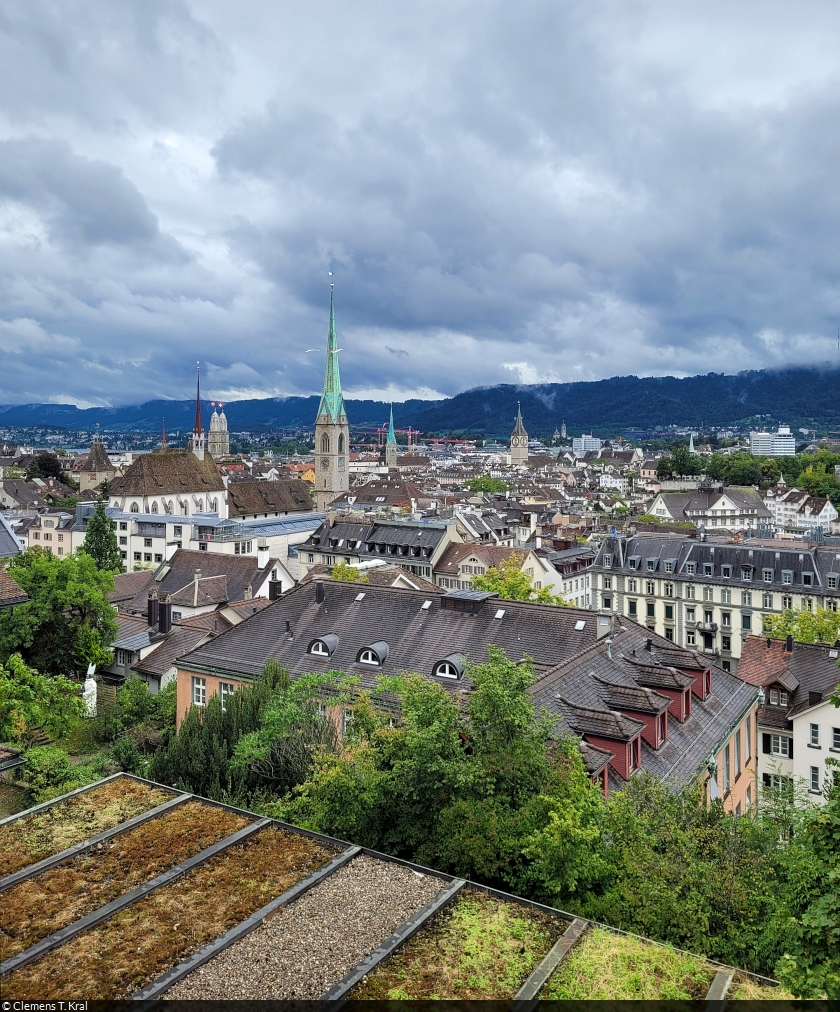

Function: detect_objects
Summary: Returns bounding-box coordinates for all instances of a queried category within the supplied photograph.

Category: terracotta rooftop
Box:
[0,567,28,609]
[227,479,312,517]
[110,451,224,496]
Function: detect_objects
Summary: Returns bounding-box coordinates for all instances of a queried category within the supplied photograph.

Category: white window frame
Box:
[770,734,791,757]
[309,640,330,657]
[434,661,460,679]
[809,722,820,746]
[192,676,207,707]
[358,648,379,666]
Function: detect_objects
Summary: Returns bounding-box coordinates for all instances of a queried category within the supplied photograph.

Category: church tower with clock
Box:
[509,402,529,467]
[314,286,350,511]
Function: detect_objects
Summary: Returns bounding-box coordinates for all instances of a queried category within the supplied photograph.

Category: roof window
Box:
[308,634,338,657]
[357,641,389,666]
[574,619,586,631]
[421,600,432,610]
[494,609,506,620]
[354,592,366,602]
[433,654,465,679]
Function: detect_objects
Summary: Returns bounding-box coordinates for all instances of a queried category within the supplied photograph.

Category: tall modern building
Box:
[314,287,351,510]
[385,404,398,469]
[749,424,796,457]
[510,403,529,466]
[572,434,602,455]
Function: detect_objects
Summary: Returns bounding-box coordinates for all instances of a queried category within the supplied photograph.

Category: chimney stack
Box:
[785,634,794,653]
[159,594,172,634]
[315,581,325,604]
[147,588,159,628]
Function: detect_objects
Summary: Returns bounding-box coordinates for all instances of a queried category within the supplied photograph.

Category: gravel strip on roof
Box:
[165,854,445,1000]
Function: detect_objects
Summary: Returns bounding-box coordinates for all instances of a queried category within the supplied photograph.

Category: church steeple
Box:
[190,361,205,460]
[510,402,529,466]
[385,403,398,469]
[313,284,350,510]
[317,287,347,424]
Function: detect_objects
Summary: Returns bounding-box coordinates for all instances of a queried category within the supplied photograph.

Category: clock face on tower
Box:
[321,457,330,470]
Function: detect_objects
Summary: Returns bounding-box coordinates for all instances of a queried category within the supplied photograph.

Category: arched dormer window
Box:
[308,634,338,658]
[321,433,330,453]
[338,433,344,453]
[356,641,389,666]
[433,654,465,680]
[130,502,139,513]
[151,501,159,514]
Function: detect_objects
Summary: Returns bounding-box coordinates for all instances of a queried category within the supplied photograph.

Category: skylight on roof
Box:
[355,593,366,602]
[421,600,432,610]
[494,609,506,619]
[574,620,586,631]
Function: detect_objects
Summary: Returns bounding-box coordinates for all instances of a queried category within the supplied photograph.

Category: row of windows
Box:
[807,723,840,749]
[617,554,827,587]
[320,433,346,453]
[124,500,218,515]
[134,552,163,563]
[31,532,64,541]
[607,575,826,609]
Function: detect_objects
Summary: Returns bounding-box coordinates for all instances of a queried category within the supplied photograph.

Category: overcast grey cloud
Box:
[1,0,839,406]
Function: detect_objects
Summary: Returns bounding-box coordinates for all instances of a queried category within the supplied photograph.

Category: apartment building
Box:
[592,533,840,675]
[738,635,840,802]
[749,424,796,457]
[648,486,771,532]
[763,486,838,533]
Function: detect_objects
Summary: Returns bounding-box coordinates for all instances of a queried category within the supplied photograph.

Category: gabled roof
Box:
[555,697,645,740]
[591,675,671,715]
[0,567,27,608]
[434,543,525,574]
[227,479,312,517]
[133,624,213,677]
[110,451,224,496]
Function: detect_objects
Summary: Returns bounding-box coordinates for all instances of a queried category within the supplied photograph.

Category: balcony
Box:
[696,621,718,633]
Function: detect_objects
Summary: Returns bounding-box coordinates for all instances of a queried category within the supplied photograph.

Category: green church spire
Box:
[387,404,396,444]
[317,286,347,422]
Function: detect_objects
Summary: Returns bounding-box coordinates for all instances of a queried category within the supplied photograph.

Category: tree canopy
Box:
[763,607,840,646]
[471,555,570,605]
[0,653,84,744]
[0,550,117,676]
[466,476,509,493]
[80,497,122,572]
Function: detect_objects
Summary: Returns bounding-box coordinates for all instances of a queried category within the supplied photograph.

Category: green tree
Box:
[331,560,365,582]
[80,497,122,572]
[0,550,118,676]
[776,766,840,998]
[670,445,701,477]
[656,456,674,479]
[0,653,84,744]
[471,555,570,605]
[763,608,840,645]
[466,476,509,493]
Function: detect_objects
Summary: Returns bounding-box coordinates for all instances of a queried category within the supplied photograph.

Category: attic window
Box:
[357,642,389,666]
[309,640,331,657]
[647,558,658,571]
[574,620,586,631]
[494,609,506,620]
[355,592,366,602]
[602,554,613,568]
[434,655,465,679]
[628,556,641,570]
[421,600,432,610]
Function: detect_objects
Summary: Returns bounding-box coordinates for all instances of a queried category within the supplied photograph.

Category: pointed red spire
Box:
[193,361,203,434]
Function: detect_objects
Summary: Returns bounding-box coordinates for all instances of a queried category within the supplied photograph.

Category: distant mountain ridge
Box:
[2,367,839,438]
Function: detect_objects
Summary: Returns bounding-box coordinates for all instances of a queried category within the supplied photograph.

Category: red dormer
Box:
[592,676,671,749]
[557,696,645,781]
[689,666,712,701]
[650,685,692,722]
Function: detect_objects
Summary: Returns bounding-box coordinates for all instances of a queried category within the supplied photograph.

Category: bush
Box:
[110,736,145,775]
[22,745,75,796]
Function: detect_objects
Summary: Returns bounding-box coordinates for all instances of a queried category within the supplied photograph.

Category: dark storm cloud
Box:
[0,0,839,406]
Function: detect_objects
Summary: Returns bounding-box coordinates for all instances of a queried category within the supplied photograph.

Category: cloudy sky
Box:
[1,1,840,407]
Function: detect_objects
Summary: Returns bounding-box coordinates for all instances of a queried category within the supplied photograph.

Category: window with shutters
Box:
[765,734,792,758]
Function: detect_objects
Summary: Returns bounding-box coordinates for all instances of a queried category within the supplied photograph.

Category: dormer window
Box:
[769,688,789,707]
[703,563,713,576]
[647,558,657,571]
[721,565,731,578]
[685,562,696,575]
[802,572,813,587]
[433,654,465,679]
[308,634,338,658]
[741,567,753,581]
[603,554,613,568]
[628,556,640,570]
[357,641,389,666]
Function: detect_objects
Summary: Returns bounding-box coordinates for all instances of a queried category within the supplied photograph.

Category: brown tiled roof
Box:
[302,563,439,593]
[109,570,155,606]
[80,442,112,472]
[0,567,28,608]
[180,611,235,632]
[227,479,312,516]
[434,543,526,575]
[622,657,694,690]
[169,574,228,607]
[555,697,645,740]
[591,675,671,714]
[223,599,274,621]
[110,451,224,496]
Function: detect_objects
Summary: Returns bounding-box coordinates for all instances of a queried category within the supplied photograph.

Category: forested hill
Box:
[2,367,839,437]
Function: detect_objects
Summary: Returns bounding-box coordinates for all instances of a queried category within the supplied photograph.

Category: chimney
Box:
[147,589,159,628]
[315,582,325,604]
[244,582,253,600]
[257,541,270,569]
[645,638,652,652]
[165,542,178,561]
[193,569,201,607]
[785,634,794,653]
[285,619,293,640]
[159,595,172,634]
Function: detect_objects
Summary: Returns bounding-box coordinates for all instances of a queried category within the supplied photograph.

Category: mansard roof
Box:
[110,451,225,496]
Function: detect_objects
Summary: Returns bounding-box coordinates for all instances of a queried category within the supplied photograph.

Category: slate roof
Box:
[176,580,604,689]
[0,513,23,558]
[132,624,212,678]
[122,549,276,614]
[530,624,759,788]
[227,479,312,517]
[301,564,439,593]
[110,451,224,496]
[303,518,450,561]
[332,479,425,508]
[0,567,27,608]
